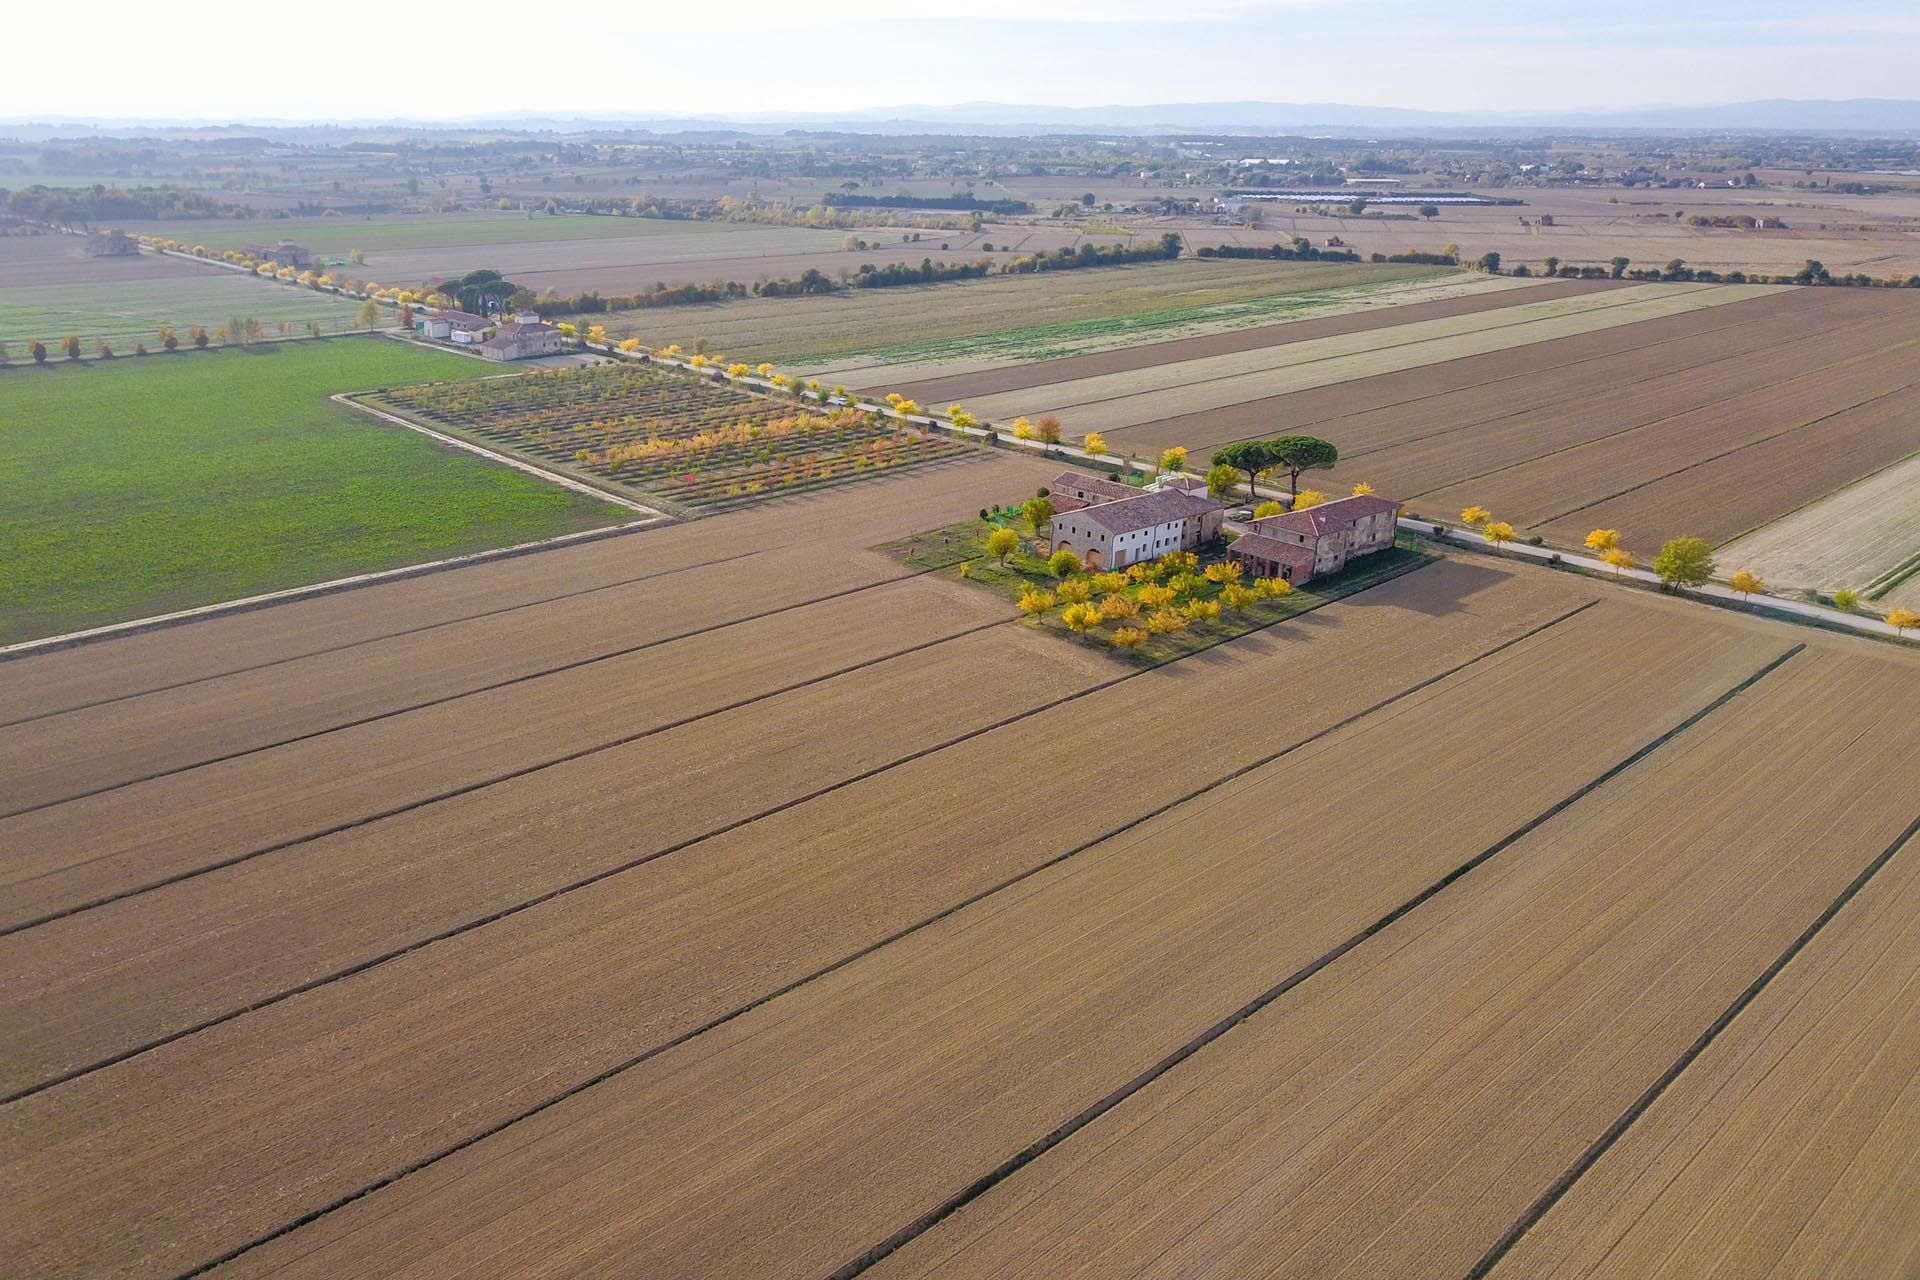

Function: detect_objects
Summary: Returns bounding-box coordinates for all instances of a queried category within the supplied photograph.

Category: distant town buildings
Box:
[1228,494,1400,585]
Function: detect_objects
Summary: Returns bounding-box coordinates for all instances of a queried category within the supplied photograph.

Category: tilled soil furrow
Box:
[2,560,1589,1280]
[92,591,1779,1280]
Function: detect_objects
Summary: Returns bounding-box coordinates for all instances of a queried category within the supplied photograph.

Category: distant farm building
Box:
[1228,494,1400,585]
[1047,470,1225,570]
[478,319,565,362]
[243,239,312,268]
[417,309,491,343]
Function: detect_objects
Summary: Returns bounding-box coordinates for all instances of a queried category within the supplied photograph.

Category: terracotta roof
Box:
[1229,534,1315,569]
[1076,488,1225,536]
[494,321,558,337]
[436,309,490,328]
[1253,493,1399,538]
[1049,470,1140,503]
[1048,494,1089,514]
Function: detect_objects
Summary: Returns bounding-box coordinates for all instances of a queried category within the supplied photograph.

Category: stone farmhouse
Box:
[1227,494,1401,585]
[479,319,565,362]
[1047,470,1226,570]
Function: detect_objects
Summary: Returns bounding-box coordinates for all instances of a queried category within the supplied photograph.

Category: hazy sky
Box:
[10,0,1918,120]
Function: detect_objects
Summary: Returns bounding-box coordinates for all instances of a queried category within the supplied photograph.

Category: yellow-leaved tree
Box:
[1083,431,1108,456]
[1204,561,1243,584]
[1291,490,1326,510]
[1601,547,1638,575]
[1460,505,1491,525]
[1160,446,1188,472]
[1146,608,1188,634]
[1252,500,1284,519]
[1110,626,1148,649]
[1219,584,1259,611]
[1350,481,1375,496]
[1728,569,1765,599]
[757,362,774,378]
[1887,608,1919,636]
[1585,528,1621,553]
[1255,577,1292,598]
[587,324,608,346]
[1012,416,1037,440]
[1481,520,1517,547]
[1831,588,1859,610]
[1018,589,1055,615]
[986,527,1020,566]
[1061,602,1103,633]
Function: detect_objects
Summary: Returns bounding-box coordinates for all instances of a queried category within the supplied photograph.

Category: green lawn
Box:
[0,274,375,348]
[0,339,631,644]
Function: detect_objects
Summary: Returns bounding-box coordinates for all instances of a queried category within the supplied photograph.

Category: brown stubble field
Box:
[1086,285,1920,553]
[5,419,1920,1279]
[869,646,1920,1280]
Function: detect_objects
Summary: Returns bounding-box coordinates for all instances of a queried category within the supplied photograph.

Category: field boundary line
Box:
[1121,294,1804,452]
[0,567,941,821]
[1465,806,1920,1280]
[161,592,1599,1280]
[0,550,764,730]
[1517,376,1920,531]
[0,611,1014,943]
[829,641,1807,1279]
[1349,312,1900,469]
[5,559,1449,1103]
[0,515,667,663]
[1705,444,1920,559]
[1406,343,1920,507]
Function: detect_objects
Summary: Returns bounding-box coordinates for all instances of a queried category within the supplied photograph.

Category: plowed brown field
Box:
[6,427,1917,1280]
[1491,819,1920,1280]
[4,559,1585,1277]
[869,648,1920,1280]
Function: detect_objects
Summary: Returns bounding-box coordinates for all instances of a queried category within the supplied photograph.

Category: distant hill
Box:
[11,99,1920,138]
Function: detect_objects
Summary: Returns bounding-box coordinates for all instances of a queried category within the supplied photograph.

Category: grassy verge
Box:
[0,338,630,644]
[882,518,1433,666]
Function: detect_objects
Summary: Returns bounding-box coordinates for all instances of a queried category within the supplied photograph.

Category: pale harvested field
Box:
[4,559,1591,1278]
[181,594,1818,1280]
[961,284,1774,435]
[857,277,1623,402]
[599,259,1443,363]
[0,234,207,288]
[1715,450,1920,602]
[1257,184,1920,277]
[1491,822,1920,1280]
[872,645,1920,1280]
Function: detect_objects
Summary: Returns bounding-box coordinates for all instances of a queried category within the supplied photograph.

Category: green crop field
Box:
[0,338,629,644]
[0,274,380,349]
